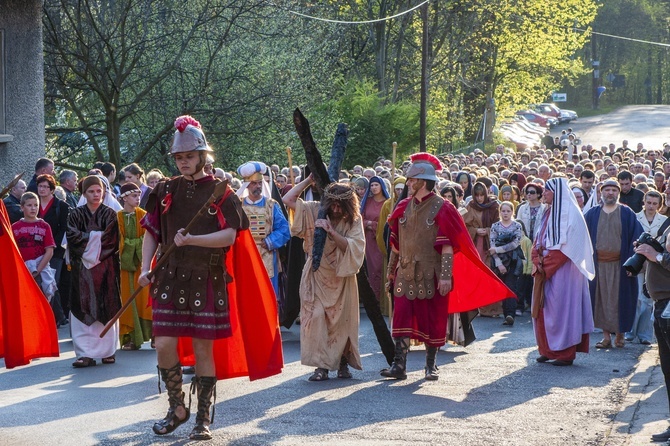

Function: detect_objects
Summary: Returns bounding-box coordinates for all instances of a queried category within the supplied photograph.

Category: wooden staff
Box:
[286,146,295,186]
[0,172,25,199]
[391,142,397,183]
[100,180,230,337]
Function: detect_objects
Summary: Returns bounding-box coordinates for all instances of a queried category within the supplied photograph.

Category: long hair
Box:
[321,183,360,222]
[441,185,459,208]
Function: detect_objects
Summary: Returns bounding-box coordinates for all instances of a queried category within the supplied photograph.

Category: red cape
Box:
[0,201,60,368]
[389,197,514,313]
[178,229,284,380]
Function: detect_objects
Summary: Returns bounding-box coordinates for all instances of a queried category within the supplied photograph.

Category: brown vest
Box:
[394,194,444,300]
[148,177,247,312]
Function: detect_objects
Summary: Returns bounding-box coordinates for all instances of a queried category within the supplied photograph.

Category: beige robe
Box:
[292,199,365,370]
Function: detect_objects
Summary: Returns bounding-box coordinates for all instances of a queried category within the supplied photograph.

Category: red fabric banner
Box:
[0,200,60,368]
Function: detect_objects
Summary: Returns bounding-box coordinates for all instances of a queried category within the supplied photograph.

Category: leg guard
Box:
[425,346,439,381]
[189,376,217,441]
[153,363,190,435]
[380,337,409,380]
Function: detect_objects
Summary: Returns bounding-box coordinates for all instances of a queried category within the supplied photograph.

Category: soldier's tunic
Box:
[142,175,248,339]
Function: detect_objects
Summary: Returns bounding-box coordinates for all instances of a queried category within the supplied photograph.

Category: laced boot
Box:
[425,346,439,381]
[153,363,190,435]
[189,376,217,441]
[380,337,409,380]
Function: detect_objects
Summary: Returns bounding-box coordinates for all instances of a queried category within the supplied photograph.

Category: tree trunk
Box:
[106,108,121,168]
[419,2,430,152]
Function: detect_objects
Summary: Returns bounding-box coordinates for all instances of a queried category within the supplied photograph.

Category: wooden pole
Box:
[286,146,295,186]
[391,142,397,183]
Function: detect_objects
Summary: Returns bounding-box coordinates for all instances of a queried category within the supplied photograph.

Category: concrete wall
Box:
[0,0,44,186]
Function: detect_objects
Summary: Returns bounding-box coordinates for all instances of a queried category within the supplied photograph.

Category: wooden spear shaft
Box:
[391,142,397,183]
[286,146,295,187]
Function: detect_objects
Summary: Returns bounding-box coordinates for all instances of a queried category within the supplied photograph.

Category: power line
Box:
[576,28,670,48]
[284,0,430,25]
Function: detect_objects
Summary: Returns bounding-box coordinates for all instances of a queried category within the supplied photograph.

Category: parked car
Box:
[559,108,578,122]
[533,103,578,124]
[499,124,540,150]
[515,109,558,128]
[513,116,549,137]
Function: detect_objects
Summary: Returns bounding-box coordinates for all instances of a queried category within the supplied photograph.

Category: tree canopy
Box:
[44,0,604,172]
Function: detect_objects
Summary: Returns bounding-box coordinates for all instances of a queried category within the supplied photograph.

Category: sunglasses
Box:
[526,190,538,195]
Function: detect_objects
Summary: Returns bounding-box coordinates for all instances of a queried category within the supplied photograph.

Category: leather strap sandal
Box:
[337,357,352,379]
[308,368,329,381]
[614,334,625,348]
[72,357,96,368]
[153,407,190,435]
[595,339,612,349]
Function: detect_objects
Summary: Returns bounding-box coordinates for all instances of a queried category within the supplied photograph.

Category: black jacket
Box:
[3,195,22,224]
[40,196,70,258]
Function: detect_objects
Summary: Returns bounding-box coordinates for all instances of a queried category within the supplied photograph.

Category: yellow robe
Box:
[292,199,365,371]
[375,197,394,317]
[117,208,152,346]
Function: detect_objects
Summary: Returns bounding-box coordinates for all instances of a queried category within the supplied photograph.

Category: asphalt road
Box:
[3,105,670,445]
[0,311,650,446]
[558,104,670,150]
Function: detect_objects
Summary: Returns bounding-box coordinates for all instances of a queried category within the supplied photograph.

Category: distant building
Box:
[0,0,45,186]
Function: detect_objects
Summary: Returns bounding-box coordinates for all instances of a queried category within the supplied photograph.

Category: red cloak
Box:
[177,228,284,380]
[0,200,60,368]
[389,196,514,312]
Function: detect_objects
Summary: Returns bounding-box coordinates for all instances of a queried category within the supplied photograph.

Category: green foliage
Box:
[331,79,420,168]
[42,0,610,173]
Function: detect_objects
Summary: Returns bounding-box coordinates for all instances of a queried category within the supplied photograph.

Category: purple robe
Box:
[534,211,594,351]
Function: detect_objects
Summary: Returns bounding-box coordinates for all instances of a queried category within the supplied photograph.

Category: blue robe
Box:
[584,205,643,333]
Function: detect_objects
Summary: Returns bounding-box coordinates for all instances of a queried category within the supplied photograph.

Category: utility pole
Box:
[592,33,599,110]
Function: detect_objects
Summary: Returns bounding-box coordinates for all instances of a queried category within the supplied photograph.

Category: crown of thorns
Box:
[323,183,355,200]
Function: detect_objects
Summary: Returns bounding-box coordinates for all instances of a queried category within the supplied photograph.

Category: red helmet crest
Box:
[409,152,442,172]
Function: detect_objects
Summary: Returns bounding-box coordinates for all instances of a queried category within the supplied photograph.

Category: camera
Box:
[623,232,664,276]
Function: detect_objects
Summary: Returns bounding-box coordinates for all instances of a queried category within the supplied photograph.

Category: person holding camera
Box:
[626,191,667,345]
[633,226,670,442]
[584,179,643,349]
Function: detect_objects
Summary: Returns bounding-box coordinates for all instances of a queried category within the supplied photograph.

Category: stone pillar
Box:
[0,0,44,186]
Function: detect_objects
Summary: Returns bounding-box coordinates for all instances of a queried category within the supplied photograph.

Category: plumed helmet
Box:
[405,152,442,182]
[171,115,213,154]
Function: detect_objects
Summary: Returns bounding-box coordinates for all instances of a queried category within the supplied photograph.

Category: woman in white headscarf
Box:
[532,178,595,366]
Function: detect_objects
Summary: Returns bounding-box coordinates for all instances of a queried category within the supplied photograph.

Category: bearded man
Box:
[584,179,643,349]
[237,162,291,299]
[283,175,365,382]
